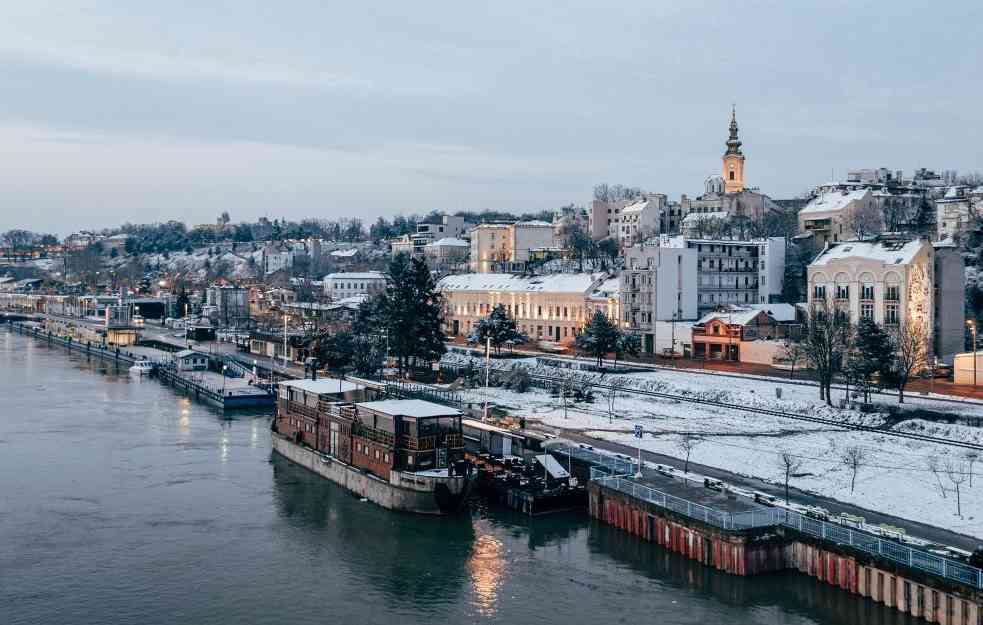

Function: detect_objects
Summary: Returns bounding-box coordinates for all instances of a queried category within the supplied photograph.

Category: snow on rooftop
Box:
[330,248,358,257]
[437,273,603,294]
[696,308,767,326]
[799,189,870,216]
[324,271,384,280]
[810,238,926,267]
[590,277,620,299]
[429,237,469,247]
[356,399,461,418]
[281,378,363,395]
[681,210,726,225]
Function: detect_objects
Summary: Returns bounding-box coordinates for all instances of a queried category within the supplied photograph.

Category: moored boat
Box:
[272,378,474,514]
[129,360,155,376]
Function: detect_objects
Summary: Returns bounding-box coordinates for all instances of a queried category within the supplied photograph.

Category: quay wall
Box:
[589,481,787,576]
[590,482,982,624]
[271,434,450,515]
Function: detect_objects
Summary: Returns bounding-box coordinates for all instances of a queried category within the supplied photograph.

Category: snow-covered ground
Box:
[443,354,983,538]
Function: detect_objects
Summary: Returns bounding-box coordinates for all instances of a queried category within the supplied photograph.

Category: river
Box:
[0,329,919,625]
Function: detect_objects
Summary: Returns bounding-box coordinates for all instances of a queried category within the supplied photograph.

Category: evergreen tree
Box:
[612,331,642,369]
[380,255,446,373]
[845,318,893,402]
[575,311,620,367]
[467,304,528,354]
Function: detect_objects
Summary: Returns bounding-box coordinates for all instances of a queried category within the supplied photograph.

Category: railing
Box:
[584,466,983,590]
[591,470,780,530]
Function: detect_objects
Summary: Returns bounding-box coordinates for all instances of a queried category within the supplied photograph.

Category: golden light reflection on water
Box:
[178,398,191,438]
[467,532,506,616]
[219,428,230,464]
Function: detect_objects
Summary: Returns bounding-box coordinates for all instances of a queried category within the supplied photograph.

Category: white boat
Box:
[129,361,155,376]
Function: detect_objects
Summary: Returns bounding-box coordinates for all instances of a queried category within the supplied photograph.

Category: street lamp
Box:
[967,320,978,387]
[222,365,227,395]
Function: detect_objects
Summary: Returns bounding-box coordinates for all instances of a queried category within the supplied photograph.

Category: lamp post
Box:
[968,320,978,387]
[222,365,227,395]
[283,314,289,372]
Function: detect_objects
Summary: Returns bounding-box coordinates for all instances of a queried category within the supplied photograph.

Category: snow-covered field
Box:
[443,354,983,538]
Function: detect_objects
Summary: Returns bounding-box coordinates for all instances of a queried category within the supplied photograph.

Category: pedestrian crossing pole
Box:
[633,424,644,478]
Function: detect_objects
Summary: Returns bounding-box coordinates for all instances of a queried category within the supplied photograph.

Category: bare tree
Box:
[891,321,929,404]
[776,450,804,504]
[783,338,806,379]
[965,451,979,488]
[845,202,883,240]
[943,459,968,517]
[841,446,867,493]
[802,302,852,405]
[927,456,947,499]
[605,376,628,424]
[676,434,702,474]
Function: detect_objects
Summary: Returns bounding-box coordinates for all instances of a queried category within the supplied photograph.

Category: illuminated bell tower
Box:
[722,105,745,194]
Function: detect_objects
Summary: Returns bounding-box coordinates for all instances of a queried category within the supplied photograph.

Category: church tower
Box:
[722,106,745,194]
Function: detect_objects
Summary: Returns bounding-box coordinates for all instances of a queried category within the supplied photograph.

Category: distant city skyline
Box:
[0,2,980,235]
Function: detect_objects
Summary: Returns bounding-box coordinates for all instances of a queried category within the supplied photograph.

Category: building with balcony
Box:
[798,189,877,247]
[619,244,698,354]
[468,221,556,273]
[617,195,666,247]
[690,308,782,362]
[660,235,785,315]
[438,272,606,344]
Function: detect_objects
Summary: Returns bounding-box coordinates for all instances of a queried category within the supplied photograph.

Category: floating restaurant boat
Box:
[272,378,474,515]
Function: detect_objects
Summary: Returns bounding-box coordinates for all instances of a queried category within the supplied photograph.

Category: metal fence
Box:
[546,442,636,476]
[590,470,779,530]
[553,441,983,590]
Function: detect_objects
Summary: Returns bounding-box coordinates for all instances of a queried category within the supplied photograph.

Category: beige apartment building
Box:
[468,221,555,273]
[437,273,607,344]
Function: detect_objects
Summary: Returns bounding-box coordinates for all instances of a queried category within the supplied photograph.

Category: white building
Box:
[438,272,607,344]
[323,272,387,300]
[936,186,983,240]
[424,237,469,271]
[798,189,877,247]
[805,235,964,362]
[620,244,698,354]
[661,235,785,314]
[617,195,666,247]
[416,215,467,240]
[468,221,556,273]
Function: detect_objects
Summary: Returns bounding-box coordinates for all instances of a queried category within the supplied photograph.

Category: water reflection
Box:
[467,530,506,615]
[588,519,921,625]
[270,454,475,612]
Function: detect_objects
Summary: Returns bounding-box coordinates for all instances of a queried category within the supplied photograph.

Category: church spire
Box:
[725,104,742,155]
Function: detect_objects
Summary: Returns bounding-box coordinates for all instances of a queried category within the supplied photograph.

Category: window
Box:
[729,171,734,180]
[885,285,900,301]
[861,284,874,300]
[885,304,899,325]
[814,285,826,299]
[861,302,873,320]
[836,285,849,300]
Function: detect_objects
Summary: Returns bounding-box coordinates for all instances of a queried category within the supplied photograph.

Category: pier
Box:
[8,321,274,410]
[549,443,983,624]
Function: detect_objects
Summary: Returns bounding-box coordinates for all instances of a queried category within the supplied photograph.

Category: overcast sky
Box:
[0,1,980,235]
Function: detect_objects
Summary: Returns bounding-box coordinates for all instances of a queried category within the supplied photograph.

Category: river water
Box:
[0,329,919,625]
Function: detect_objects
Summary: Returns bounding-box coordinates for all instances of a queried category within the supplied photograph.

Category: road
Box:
[532,425,980,552]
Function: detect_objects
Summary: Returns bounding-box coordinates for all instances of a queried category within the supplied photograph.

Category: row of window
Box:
[814,285,900,301]
[354,442,391,465]
[454,302,583,321]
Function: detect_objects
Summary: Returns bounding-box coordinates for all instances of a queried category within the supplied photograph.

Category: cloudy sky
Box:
[0,1,980,234]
